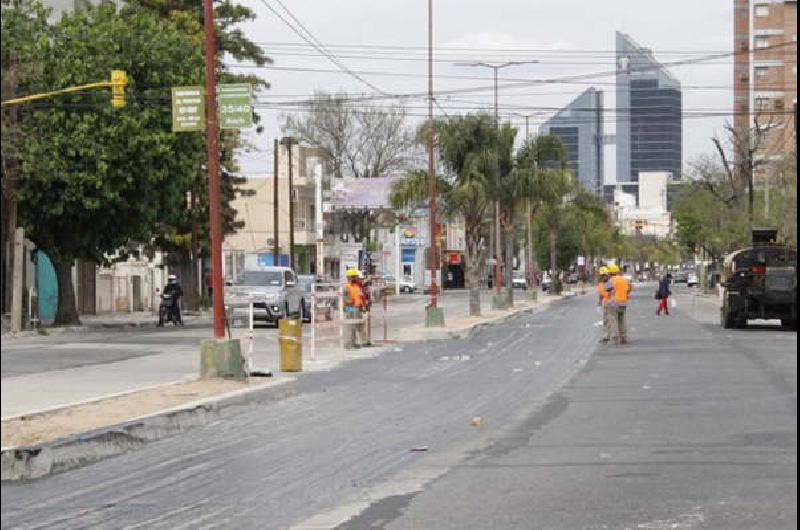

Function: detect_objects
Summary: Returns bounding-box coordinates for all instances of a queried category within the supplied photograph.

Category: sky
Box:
[230,0,733,182]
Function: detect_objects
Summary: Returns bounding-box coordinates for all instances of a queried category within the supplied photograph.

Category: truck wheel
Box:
[721,309,735,329]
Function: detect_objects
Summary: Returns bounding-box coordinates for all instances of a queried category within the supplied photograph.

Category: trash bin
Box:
[279,318,302,372]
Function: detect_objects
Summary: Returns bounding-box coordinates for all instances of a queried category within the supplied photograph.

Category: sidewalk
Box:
[0,289,569,420]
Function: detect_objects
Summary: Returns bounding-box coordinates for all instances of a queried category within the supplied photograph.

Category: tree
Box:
[513,134,570,291]
[673,181,749,262]
[139,0,271,307]
[481,122,516,306]
[391,114,497,316]
[8,1,206,324]
[283,92,413,178]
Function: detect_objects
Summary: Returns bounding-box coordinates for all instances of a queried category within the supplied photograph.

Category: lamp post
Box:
[454,61,539,302]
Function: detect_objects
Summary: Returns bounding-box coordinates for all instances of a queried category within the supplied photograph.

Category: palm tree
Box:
[514,135,570,293]
[390,114,497,316]
[482,122,517,307]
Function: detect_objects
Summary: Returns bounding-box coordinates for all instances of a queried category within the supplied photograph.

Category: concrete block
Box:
[425,306,445,328]
[200,339,246,380]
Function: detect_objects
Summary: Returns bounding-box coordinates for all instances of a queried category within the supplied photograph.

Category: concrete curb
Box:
[1,377,297,481]
[396,293,575,342]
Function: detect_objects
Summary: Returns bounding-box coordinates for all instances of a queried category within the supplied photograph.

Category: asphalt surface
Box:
[2,286,796,529]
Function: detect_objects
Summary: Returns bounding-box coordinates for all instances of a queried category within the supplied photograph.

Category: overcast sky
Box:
[231,0,733,181]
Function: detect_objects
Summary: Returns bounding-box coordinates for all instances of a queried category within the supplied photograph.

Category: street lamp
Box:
[454,60,539,303]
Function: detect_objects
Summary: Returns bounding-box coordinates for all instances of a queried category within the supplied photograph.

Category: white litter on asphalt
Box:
[393,347,403,353]
[533,360,542,367]
[593,321,603,327]
[642,385,651,390]
[471,416,483,427]
[410,446,429,452]
[599,452,613,459]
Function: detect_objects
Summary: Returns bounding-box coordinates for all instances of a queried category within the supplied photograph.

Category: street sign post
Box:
[218,84,252,129]
[171,87,205,132]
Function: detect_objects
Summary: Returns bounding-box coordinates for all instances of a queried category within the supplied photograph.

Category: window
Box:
[755,5,770,16]
[755,97,771,110]
[755,38,770,48]
[755,67,769,79]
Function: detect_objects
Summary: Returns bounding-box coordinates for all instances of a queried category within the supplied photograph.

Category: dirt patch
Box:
[2,378,273,448]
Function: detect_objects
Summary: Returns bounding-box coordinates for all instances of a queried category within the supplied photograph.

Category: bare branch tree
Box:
[283,91,413,179]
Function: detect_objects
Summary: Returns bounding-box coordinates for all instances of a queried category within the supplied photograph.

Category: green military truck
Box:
[719,229,797,329]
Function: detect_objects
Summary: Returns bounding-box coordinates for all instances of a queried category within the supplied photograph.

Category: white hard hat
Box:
[167,274,177,281]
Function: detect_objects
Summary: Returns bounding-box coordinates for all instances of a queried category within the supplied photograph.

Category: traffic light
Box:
[111,70,127,108]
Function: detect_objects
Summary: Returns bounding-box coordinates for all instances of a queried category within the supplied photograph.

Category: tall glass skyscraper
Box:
[616,32,682,182]
[539,87,604,195]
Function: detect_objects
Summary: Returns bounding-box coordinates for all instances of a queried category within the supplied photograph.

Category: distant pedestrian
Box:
[655,273,672,316]
[597,266,612,343]
[606,264,631,344]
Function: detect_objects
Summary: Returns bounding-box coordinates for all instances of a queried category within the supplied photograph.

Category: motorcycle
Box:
[157,293,181,326]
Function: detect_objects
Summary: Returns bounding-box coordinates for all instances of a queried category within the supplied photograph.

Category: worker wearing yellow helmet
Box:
[605,264,631,344]
[597,266,612,343]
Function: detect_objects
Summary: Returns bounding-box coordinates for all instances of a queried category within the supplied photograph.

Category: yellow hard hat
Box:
[599,266,608,275]
[345,268,360,278]
[608,264,620,274]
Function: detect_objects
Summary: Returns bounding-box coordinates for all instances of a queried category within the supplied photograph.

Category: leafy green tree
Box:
[137,0,271,306]
[514,135,571,291]
[8,1,206,324]
[673,181,749,262]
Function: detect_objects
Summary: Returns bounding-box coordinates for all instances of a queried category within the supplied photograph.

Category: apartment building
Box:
[734,0,797,160]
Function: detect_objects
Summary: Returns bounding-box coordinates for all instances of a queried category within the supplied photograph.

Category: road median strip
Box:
[1,376,296,481]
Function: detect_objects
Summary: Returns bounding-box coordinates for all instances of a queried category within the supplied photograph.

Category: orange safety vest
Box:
[597,281,610,306]
[610,275,630,305]
[345,282,362,308]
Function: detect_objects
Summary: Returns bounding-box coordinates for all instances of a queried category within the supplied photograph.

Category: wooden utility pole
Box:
[202,0,225,338]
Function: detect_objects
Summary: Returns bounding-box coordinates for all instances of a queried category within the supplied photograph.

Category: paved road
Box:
[2,287,795,529]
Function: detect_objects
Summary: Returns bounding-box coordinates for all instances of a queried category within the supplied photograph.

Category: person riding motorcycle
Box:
[158,274,184,326]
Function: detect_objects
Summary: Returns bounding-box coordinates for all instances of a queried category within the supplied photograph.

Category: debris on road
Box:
[471,416,483,427]
[411,445,429,452]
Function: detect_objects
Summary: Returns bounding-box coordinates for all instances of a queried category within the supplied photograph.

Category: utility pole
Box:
[282,136,297,271]
[455,60,538,302]
[202,0,225,339]
[273,138,279,266]
[428,0,438,310]
[424,0,444,327]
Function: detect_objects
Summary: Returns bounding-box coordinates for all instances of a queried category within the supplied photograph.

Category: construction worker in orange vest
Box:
[605,264,632,344]
[597,266,612,343]
[344,268,365,348]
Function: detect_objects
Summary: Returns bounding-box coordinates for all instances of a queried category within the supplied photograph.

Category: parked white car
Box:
[383,275,416,293]
[687,272,698,287]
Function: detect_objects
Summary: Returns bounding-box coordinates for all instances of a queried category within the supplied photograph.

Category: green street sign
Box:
[171,86,205,132]
[218,83,252,129]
